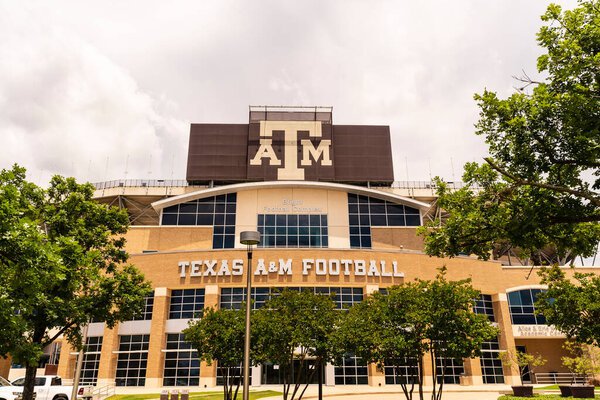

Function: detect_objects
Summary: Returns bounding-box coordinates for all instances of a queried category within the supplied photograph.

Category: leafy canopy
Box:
[336,269,498,400]
[0,165,151,367]
[253,289,340,400]
[419,0,600,262]
[536,265,600,346]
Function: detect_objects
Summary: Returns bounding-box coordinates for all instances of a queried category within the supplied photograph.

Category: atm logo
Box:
[249,121,332,180]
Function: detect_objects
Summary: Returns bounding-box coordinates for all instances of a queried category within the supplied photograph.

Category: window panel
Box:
[115,335,150,387]
[169,289,205,319]
[258,214,328,248]
[163,334,200,386]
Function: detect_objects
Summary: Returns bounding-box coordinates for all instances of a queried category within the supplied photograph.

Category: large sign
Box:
[178,258,404,278]
[512,325,564,338]
[186,109,394,184]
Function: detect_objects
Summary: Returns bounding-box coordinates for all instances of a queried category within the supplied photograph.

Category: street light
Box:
[240,231,260,400]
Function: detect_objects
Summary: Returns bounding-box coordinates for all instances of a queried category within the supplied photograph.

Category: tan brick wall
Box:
[124,227,213,254]
[371,227,425,251]
[515,338,569,375]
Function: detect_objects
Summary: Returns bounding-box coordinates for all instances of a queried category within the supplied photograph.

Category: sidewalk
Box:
[114,384,512,400]
[259,384,508,399]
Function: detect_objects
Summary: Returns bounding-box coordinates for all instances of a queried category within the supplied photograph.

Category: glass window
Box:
[334,354,368,385]
[435,357,464,384]
[169,289,205,319]
[258,214,328,249]
[161,195,237,249]
[474,294,495,322]
[115,335,150,387]
[130,292,154,321]
[348,194,421,249]
[80,337,103,386]
[384,358,419,385]
[507,289,546,325]
[220,287,362,310]
[480,338,505,384]
[163,334,200,386]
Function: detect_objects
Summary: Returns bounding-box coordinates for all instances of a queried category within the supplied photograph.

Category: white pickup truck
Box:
[0,375,91,400]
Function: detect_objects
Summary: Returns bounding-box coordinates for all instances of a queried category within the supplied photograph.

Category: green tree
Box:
[253,289,340,400]
[419,0,600,263]
[536,265,600,346]
[336,269,498,400]
[0,165,151,400]
[426,270,499,400]
[561,341,600,383]
[183,306,249,400]
[335,283,428,400]
[499,350,546,386]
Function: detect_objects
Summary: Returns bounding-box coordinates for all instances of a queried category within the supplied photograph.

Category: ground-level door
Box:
[262,360,322,385]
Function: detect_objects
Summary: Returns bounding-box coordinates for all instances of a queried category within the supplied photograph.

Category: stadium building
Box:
[5,106,597,388]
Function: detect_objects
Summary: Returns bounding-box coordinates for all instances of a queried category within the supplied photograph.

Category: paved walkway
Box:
[115,384,513,400]
[259,385,508,400]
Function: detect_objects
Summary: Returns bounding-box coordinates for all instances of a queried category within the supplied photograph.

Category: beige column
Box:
[422,352,434,386]
[145,287,169,388]
[0,356,10,379]
[461,357,483,385]
[57,340,76,380]
[493,293,520,385]
[199,285,219,388]
[363,285,386,387]
[96,326,120,386]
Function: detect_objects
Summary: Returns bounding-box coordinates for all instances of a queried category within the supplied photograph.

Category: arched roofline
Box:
[151,181,431,211]
[505,284,548,293]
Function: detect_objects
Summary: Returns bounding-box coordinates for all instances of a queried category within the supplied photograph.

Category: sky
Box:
[0,0,578,185]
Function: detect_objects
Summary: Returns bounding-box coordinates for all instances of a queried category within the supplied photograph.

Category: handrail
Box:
[534,372,588,384]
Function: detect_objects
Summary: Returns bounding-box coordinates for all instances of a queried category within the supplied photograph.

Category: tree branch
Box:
[41,321,76,348]
[484,157,600,207]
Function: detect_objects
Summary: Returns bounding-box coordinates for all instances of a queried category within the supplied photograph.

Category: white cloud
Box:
[0,0,580,183]
[0,2,187,185]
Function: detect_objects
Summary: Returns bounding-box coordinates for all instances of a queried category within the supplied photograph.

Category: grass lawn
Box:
[498,395,600,399]
[107,390,281,400]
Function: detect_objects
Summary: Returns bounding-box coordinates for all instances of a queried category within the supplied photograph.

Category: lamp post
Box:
[240,231,260,400]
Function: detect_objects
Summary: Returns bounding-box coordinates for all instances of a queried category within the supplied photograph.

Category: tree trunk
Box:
[318,361,322,400]
[22,363,38,400]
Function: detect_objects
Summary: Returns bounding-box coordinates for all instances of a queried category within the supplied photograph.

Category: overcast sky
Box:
[0,0,578,185]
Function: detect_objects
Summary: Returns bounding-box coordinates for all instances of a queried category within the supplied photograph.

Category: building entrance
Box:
[262,360,323,385]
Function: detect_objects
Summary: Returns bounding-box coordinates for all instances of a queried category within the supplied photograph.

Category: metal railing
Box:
[535,372,588,384]
[90,384,115,400]
[91,179,471,191]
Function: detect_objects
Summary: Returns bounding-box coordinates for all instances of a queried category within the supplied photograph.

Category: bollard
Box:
[160,390,168,400]
[179,390,189,400]
[170,390,179,400]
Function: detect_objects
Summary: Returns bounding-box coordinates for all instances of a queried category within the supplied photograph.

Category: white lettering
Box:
[300,139,332,166]
[179,261,189,277]
[232,259,244,276]
[392,261,404,277]
[329,259,340,275]
[368,260,381,276]
[279,259,293,275]
[255,259,268,275]
[268,261,278,273]
[302,259,313,275]
[217,260,231,276]
[341,260,352,276]
[190,261,202,277]
[355,260,366,275]
[204,260,217,276]
[315,259,327,275]
[380,260,392,277]
[249,138,281,166]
